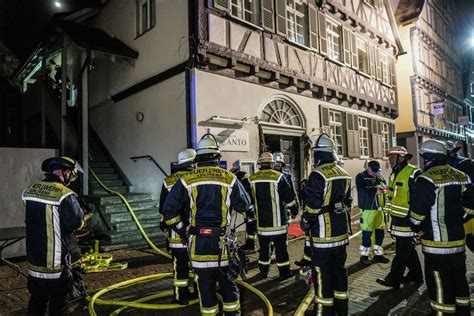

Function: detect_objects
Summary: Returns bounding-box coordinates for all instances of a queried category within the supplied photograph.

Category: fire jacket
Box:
[159,171,190,249]
[356,170,386,211]
[410,162,473,254]
[161,165,251,269]
[248,169,298,236]
[450,156,474,217]
[282,170,301,209]
[22,176,84,279]
[385,162,420,237]
[302,162,352,249]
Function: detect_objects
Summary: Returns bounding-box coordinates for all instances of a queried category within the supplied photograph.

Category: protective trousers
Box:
[194,266,240,316]
[424,252,470,315]
[27,275,71,316]
[387,236,422,284]
[257,233,290,276]
[245,219,257,244]
[360,209,385,255]
[171,248,190,301]
[311,246,348,316]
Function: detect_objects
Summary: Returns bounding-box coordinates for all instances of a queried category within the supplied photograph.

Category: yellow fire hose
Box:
[294,287,314,316]
[86,168,274,315]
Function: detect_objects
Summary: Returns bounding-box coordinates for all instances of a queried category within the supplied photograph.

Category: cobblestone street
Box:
[1,213,473,315]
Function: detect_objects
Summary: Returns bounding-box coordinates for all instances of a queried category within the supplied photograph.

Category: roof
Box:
[56,20,138,59]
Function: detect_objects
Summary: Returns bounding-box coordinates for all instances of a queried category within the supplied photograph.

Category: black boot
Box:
[240,240,255,252]
[376,276,400,289]
[295,258,311,267]
[279,270,294,281]
[372,255,390,264]
[360,256,372,266]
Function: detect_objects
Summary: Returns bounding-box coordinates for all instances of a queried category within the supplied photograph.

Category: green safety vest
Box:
[385,164,419,218]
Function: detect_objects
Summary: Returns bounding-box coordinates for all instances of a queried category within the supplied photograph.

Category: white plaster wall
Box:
[0,148,57,258]
[90,73,187,198]
[88,0,189,107]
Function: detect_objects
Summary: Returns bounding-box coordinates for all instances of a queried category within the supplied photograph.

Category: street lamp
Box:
[54,1,61,8]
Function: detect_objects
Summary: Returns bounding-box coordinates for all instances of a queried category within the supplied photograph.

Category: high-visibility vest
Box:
[385,164,419,218]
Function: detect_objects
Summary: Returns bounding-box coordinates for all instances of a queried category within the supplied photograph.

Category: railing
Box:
[130,155,169,177]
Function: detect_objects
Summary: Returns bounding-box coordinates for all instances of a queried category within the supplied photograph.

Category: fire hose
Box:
[85,168,273,315]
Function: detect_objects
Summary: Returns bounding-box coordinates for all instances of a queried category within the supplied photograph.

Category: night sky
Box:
[0,0,473,62]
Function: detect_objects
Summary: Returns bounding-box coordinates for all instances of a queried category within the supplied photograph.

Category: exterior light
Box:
[54,2,61,8]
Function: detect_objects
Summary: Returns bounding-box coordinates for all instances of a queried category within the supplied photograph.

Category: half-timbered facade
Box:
[393,0,467,164]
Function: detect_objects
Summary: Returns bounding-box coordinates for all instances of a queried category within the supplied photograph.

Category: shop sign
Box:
[209,128,249,152]
[458,116,469,126]
[431,102,444,115]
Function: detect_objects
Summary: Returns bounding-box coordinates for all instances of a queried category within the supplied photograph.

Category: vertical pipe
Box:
[41,51,46,147]
[82,50,89,195]
[60,36,68,155]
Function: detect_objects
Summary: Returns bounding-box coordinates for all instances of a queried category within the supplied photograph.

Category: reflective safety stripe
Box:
[201,304,219,315]
[421,239,465,248]
[223,301,240,312]
[433,271,444,308]
[422,245,465,255]
[464,207,474,215]
[191,261,229,268]
[410,211,426,221]
[173,279,189,287]
[169,243,187,249]
[312,239,348,249]
[455,297,470,306]
[276,261,290,267]
[175,221,184,230]
[305,206,321,214]
[314,296,334,306]
[303,254,311,261]
[334,291,348,300]
[257,229,287,236]
[312,234,348,243]
[165,216,181,226]
[410,218,421,226]
[430,301,455,313]
[28,269,62,279]
[286,200,297,207]
[258,260,271,265]
[246,234,257,240]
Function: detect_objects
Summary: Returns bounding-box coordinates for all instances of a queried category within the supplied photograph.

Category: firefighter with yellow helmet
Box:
[22,157,87,315]
[161,134,251,315]
[301,134,352,315]
[159,148,196,305]
[409,140,473,315]
[377,146,423,288]
[248,152,299,279]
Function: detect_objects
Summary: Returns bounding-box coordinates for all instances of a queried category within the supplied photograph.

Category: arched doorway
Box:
[258,96,306,190]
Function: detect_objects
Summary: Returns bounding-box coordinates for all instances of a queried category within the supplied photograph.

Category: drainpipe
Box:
[60,35,68,155]
[79,50,90,195]
[186,0,198,148]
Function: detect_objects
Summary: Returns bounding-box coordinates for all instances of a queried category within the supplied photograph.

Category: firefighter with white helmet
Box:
[409,140,473,315]
[161,134,251,315]
[159,148,196,305]
[301,134,352,315]
[377,146,423,288]
[247,152,298,279]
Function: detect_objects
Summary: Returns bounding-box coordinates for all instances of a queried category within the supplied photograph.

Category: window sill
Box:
[135,26,155,40]
[226,14,264,31]
[357,71,371,79]
[325,57,345,67]
[285,38,311,51]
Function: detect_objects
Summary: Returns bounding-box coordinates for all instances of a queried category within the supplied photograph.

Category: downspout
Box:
[186,0,198,149]
[78,50,91,195]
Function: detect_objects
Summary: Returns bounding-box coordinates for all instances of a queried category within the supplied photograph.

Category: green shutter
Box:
[262,0,275,31]
[308,5,319,50]
[150,0,156,28]
[351,32,358,70]
[342,27,351,66]
[321,106,330,131]
[214,0,230,11]
[371,119,383,158]
[347,113,360,158]
[318,11,327,55]
[375,48,382,81]
[276,0,287,36]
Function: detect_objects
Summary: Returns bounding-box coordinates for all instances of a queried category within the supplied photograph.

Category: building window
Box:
[359,117,370,157]
[136,0,155,36]
[381,122,389,156]
[427,5,434,26]
[329,110,344,156]
[231,0,256,24]
[326,19,342,62]
[286,0,307,45]
[380,52,389,84]
[356,36,369,74]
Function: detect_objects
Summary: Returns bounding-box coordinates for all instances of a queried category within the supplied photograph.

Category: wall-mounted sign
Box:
[458,116,469,126]
[208,128,250,152]
[431,102,445,115]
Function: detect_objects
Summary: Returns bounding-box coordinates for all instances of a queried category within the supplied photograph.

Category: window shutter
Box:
[318,12,327,55]
[371,119,383,158]
[369,44,376,77]
[150,0,156,28]
[262,0,275,31]
[375,48,382,81]
[214,0,229,11]
[321,106,330,133]
[390,56,396,86]
[347,113,360,158]
[351,32,358,70]
[276,0,287,36]
[342,27,351,66]
[308,5,319,51]
[136,0,140,36]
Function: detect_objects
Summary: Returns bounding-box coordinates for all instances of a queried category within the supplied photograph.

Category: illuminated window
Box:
[326,19,342,62]
[359,117,370,157]
[329,110,344,156]
[381,122,389,156]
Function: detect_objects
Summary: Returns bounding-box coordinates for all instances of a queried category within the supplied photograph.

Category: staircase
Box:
[84,129,165,251]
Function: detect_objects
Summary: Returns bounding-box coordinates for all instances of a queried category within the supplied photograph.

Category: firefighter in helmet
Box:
[377,146,423,288]
[161,134,251,315]
[248,152,299,279]
[159,148,196,305]
[23,157,86,315]
[410,140,473,315]
[301,134,352,316]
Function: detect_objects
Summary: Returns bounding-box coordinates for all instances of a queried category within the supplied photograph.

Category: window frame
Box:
[230,0,258,25]
[285,0,307,46]
[381,122,390,157]
[326,18,342,63]
[329,109,345,157]
[358,116,370,158]
[136,0,155,37]
[356,36,369,75]
[380,51,390,85]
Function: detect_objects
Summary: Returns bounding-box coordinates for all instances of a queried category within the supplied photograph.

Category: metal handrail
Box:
[130,155,168,177]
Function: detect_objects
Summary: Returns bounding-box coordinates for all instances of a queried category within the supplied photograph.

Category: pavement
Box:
[1,212,473,315]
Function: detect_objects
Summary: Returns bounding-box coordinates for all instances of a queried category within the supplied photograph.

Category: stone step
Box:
[90,161,111,168]
[111,219,160,232]
[83,193,154,206]
[90,173,120,181]
[103,229,163,244]
[89,156,108,162]
[108,208,160,224]
[100,200,158,214]
[90,179,123,187]
[90,185,128,195]
[91,167,115,174]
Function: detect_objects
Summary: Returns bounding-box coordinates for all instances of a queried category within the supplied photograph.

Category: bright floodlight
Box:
[54,2,61,8]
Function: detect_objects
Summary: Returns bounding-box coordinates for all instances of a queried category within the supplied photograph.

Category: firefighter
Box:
[446,141,474,252]
[376,146,423,288]
[301,134,352,316]
[409,140,473,315]
[248,152,298,279]
[295,179,312,267]
[161,134,251,316]
[356,160,390,265]
[230,167,256,252]
[159,148,196,305]
[22,157,86,315]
